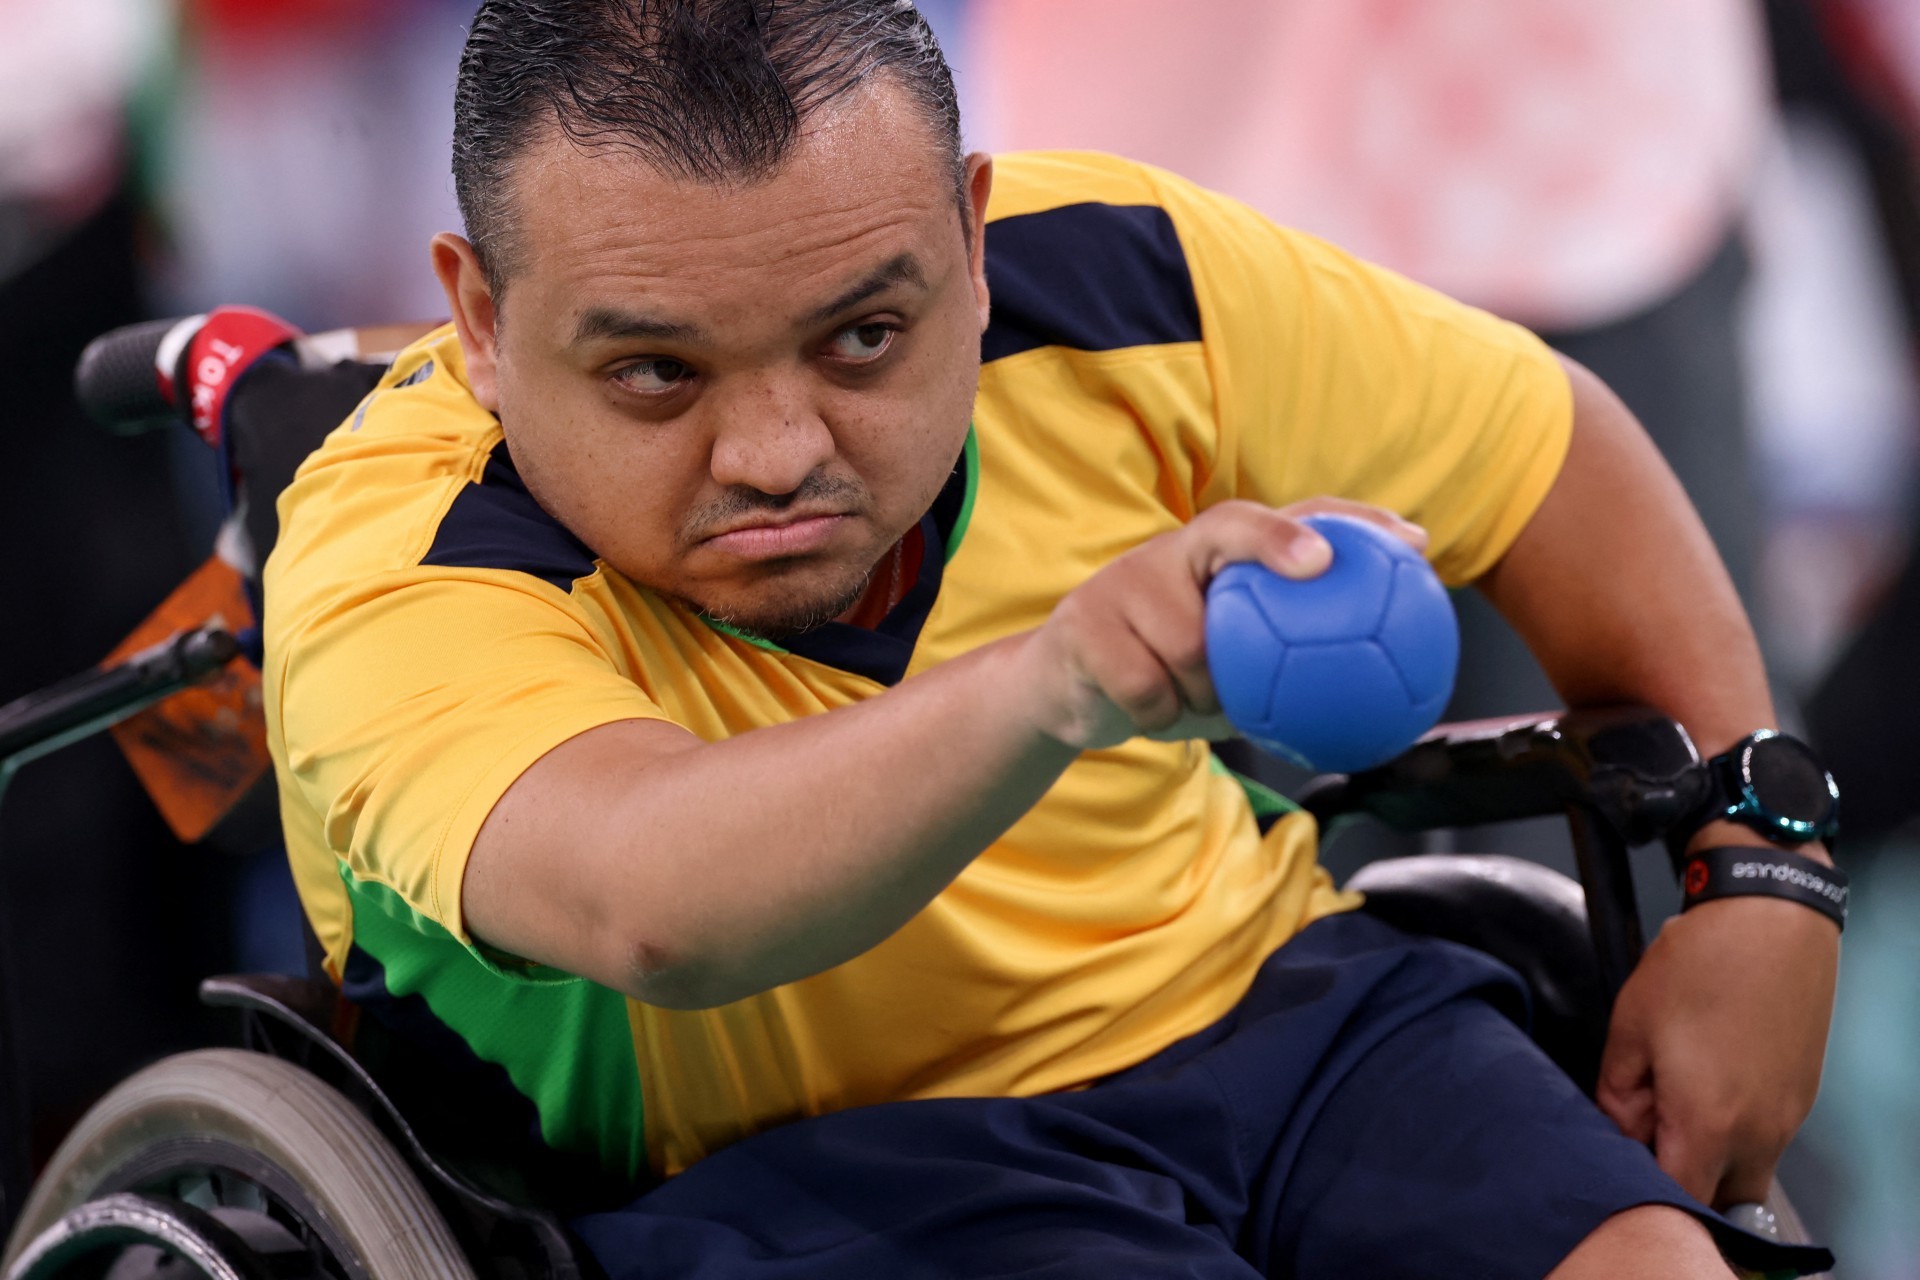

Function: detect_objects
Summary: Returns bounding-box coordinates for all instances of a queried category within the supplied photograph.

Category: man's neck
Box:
[836,523,925,629]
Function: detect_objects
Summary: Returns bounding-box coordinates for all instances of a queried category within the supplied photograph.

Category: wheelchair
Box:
[0,314,1828,1278]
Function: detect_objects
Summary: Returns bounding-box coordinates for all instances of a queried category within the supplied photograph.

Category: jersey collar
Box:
[703,425,978,687]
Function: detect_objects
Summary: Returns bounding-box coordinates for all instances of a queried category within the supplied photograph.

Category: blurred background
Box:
[2,0,1917,1273]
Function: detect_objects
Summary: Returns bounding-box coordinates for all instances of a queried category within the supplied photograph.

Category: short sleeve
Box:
[272,571,672,952]
[1162,175,1574,586]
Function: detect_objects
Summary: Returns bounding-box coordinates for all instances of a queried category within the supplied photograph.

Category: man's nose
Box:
[707,379,836,497]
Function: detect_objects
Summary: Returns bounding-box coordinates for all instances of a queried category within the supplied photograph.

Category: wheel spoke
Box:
[220,1173,270,1215]
[175,1172,217,1211]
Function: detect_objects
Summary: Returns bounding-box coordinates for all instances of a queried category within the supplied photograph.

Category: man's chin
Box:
[684,570,872,641]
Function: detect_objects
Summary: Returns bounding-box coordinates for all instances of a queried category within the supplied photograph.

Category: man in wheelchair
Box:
[241,2,1841,1276]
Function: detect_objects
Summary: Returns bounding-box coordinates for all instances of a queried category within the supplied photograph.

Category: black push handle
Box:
[72,317,187,433]
[0,626,239,772]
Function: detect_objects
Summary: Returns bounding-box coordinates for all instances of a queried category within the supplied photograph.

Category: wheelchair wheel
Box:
[2,1048,475,1279]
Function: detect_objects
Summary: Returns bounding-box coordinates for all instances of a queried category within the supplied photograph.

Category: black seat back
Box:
[1348,855,1608,1094]
[228,357,388,570]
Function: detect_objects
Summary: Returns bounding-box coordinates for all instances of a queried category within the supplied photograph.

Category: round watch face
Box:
[1738,734,1839,829]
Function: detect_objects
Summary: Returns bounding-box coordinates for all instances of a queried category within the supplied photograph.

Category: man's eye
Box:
[614,358,692,392]
[827,323,896,363]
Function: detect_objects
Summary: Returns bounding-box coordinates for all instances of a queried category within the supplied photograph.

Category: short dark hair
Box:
[453,0,966,290]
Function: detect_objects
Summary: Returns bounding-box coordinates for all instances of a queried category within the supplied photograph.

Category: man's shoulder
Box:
[263,325,576,634]
[980,152,1216,369]
[985,149,1278,256]
[982,149,1409,323]
[979,150,1349,369]
[985,150,1176,223]
[323,323,494,456]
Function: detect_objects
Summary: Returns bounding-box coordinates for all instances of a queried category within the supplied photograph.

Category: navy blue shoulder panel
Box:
[981,202,1203,363]
[421,440,597,591]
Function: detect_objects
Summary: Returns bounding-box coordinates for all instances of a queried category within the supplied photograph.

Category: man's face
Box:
[437,83,992,635]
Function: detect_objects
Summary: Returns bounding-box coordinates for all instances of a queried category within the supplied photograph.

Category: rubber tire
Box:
[2,1048,475,1279]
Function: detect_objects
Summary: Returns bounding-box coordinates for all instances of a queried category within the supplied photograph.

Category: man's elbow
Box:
[619,934,770,1011]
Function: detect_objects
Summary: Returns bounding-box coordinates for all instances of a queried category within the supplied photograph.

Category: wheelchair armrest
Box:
[1298,705,1708,848]
[1305,706,1709,998]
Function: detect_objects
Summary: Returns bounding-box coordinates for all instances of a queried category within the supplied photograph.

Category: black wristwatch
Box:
[1667,730,1840,864]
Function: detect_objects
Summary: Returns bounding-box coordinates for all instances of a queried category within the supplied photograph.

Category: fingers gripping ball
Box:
[1205,515,1459,773]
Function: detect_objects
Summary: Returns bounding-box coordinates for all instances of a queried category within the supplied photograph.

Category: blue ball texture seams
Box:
[1205,514,1459,773]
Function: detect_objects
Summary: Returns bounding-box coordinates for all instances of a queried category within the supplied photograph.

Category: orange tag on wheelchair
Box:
[106,555,270,842]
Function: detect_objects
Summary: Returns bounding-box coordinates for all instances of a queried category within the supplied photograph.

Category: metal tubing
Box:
[0,625,238,1244]
[1565,804,1647,1002]
[0,627,237,770]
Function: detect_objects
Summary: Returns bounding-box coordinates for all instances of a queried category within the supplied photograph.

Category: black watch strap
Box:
[1681,846,1849,932]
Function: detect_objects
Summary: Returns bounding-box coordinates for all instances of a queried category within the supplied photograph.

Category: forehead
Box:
[501,85,959,325]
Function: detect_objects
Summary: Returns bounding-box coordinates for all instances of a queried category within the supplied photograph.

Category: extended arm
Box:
[1479,356,1838,1208]
[462,499,1394,1009]
[464,640,1076,1009]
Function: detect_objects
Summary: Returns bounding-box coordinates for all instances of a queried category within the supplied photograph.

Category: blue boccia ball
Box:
[1205,514,1459,773]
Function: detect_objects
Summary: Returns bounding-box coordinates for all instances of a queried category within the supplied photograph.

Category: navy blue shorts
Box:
[572,912,1831,1278]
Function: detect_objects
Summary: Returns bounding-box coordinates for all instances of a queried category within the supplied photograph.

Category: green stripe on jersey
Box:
[342,869,648,1182]
[945,425,980,563]
[1208,751,1301,821]
[702,616,791,654]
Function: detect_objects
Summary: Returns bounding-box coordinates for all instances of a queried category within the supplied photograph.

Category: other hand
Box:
[1020,497,1428,751]
[1596,861,1839,1208]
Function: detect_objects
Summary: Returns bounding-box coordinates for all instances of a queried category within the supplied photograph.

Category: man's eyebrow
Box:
[571,308,708,346]
[804,254,927,326]
[567,255,926,345]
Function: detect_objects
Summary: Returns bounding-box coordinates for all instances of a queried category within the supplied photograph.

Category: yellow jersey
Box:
[264,151,1572,1185]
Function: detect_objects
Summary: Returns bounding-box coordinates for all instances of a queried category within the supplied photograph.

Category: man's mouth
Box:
[700,512,852,560]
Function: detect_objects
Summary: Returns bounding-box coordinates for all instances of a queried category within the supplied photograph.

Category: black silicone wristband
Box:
[1681,846,1849,932]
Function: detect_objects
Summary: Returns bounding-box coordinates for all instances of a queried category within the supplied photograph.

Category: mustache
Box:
[680,471,870,545]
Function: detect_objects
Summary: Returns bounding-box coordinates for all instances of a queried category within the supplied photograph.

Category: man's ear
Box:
[431,232,502,412]
[963,152,994,332]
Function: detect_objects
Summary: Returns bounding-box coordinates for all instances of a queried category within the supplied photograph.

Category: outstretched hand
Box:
[1022,496,1428,752]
